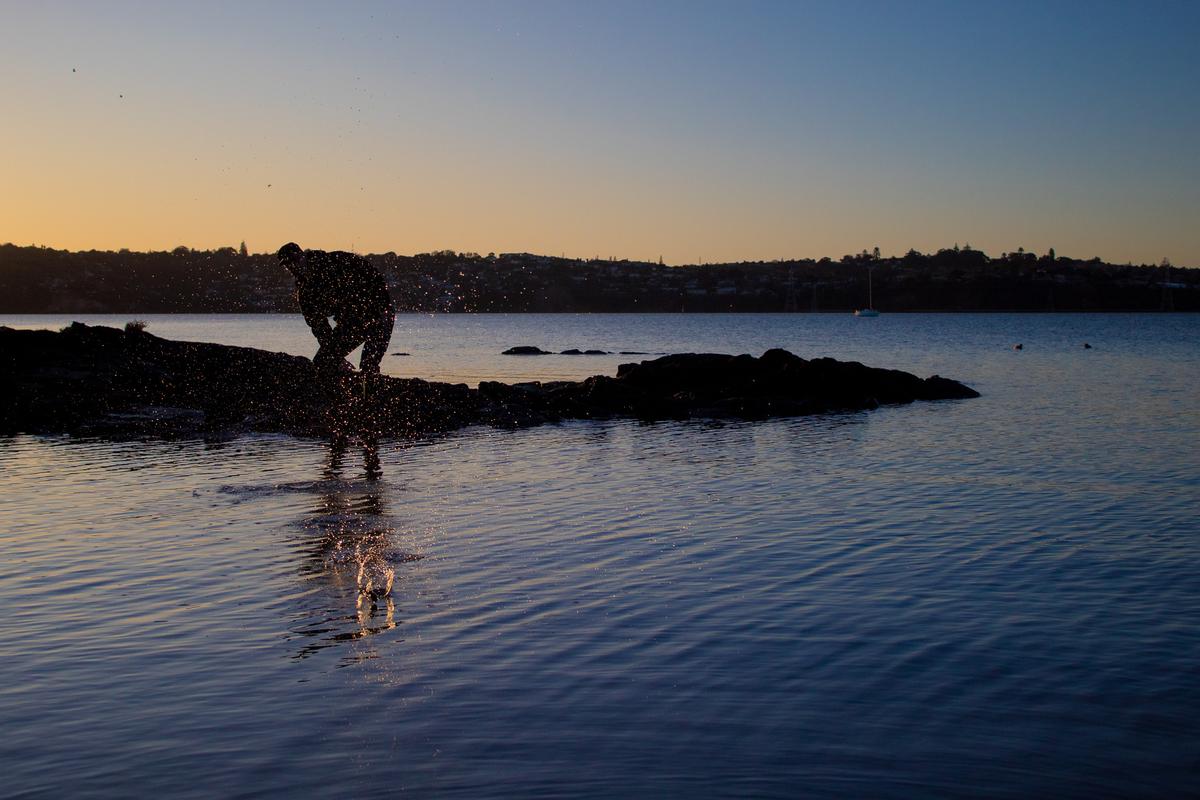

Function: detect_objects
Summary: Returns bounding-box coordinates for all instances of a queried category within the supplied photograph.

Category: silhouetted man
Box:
[277,242,395,375]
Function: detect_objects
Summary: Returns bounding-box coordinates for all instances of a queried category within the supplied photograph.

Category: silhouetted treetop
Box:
[0,243,1193,313]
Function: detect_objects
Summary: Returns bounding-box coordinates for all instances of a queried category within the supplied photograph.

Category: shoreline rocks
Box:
[501,345,553,355]
[1,323,979,439]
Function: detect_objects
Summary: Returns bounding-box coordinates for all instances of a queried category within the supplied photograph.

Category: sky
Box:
[2,0,1198,265]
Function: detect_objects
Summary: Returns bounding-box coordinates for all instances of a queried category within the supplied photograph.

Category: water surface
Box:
[2,313,1198,797]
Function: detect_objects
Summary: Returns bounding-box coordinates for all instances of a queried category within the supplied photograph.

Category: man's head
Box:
[277,242,303,272]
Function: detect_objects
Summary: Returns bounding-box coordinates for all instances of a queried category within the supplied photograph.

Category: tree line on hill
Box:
[0,242,1193,314]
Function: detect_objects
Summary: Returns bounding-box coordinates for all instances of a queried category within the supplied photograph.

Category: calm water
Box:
[2,313,1198,798]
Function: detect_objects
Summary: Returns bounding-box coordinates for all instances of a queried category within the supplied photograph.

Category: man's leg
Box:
[314,327,360,373]
[358,308,395,374]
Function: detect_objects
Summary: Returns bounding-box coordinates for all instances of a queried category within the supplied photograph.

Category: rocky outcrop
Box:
[501,345,552,355]
[1,323,979,439]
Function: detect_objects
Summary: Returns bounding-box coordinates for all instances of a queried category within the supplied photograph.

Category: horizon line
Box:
[2,241,1192,271]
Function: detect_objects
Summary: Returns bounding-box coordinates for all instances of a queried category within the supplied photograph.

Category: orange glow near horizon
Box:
[2,3,1198,267]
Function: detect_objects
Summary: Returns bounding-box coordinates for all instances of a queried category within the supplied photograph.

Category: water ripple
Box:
[2,314,1199,797]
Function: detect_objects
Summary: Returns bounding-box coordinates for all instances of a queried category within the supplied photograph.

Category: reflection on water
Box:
[286,437,420,661]
[2,314,1199,798]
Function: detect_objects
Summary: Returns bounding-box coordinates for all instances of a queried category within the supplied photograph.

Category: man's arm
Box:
[298,293,334,344]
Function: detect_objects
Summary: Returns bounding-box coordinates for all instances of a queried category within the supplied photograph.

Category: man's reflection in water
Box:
[292,436,416,660]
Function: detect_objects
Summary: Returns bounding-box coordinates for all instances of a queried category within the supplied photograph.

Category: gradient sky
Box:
[2,0,1197,265]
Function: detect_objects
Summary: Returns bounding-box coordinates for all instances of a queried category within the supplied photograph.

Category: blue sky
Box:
[2,0,1197,264]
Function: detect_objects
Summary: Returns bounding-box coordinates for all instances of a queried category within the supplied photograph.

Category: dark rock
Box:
[502,346,552,355]
[560,349,582,355]
[0,324,979,440]
[391,351,410,356]
[919,375,982,401]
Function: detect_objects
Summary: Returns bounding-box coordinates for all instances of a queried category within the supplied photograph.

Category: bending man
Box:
[277,242,395,375]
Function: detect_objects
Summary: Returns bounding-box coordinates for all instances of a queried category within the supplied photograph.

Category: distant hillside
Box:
[0,243,1194,313]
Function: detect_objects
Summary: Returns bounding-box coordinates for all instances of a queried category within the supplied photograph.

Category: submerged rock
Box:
[0,324,979,439]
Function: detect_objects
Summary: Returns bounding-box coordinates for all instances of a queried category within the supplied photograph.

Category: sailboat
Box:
[854,266,881,317]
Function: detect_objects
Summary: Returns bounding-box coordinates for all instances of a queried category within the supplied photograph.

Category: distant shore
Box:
[1,243,1195,314]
